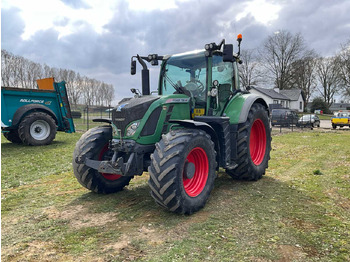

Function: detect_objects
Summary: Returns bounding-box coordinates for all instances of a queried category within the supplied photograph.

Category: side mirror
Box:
[223,44,233,62]
[131,60,136,75]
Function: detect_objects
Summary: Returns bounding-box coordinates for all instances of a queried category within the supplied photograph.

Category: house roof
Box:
[280,89,305,101]
[329,103,350,111]
[249,86,289,100]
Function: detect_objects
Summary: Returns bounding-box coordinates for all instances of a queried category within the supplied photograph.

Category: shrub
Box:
[310,97,330,114]
[71,111,82,119]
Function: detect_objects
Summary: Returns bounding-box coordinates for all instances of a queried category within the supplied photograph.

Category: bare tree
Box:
[2,49,115,106]
[106,84,114,106]
[337,40,350,98]
[315,56,342,106]
[239,49,262,89]
[1,49,11,86]
[260,30,308,90]
[288,51,318,104]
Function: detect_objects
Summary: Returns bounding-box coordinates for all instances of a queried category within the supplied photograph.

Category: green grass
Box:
[2,130,350,261]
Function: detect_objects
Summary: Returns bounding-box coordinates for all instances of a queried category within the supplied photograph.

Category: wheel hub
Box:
[184,162,195,179]
[182,147,209,197]
[34,126,42,133]
[30,120,50,140]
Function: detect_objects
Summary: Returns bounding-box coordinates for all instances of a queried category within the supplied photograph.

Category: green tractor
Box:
[73,35,271,214]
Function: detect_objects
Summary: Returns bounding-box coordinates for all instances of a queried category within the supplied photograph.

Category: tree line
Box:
[1,49,114,108]
[239,30,350,109]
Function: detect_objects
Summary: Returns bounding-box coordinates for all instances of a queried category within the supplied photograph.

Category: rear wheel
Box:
[72,126,132,194]
[3,129,22,144]
[18,112,57,146]
[226,103,271,180]
[148,129,216,214]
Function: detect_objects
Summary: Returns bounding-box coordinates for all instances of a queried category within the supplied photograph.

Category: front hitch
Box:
[77,152,135,177]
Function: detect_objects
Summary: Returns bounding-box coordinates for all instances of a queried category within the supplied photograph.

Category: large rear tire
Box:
[226,103,271,181]
[18,112,57,146]
[72,126,132,194]
[148,129,217,214]
[3,129,22,144]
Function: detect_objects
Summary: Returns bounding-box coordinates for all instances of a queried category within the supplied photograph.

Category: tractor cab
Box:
[159,50,237,118]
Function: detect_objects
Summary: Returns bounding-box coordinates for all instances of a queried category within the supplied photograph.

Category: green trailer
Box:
[1,78,75,146]
[73,35,272,214]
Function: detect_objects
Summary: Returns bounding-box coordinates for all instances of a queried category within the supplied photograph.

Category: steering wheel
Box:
[184,80,205,96]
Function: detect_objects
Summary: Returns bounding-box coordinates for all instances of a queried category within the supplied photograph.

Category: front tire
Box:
[226,103,271,181]
[148,129,217,214]
[72,126,132,194]
[18,112,57,146]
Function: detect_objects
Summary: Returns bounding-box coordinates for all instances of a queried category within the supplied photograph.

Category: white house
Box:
[280,89,305,112]
[247,86,305,112]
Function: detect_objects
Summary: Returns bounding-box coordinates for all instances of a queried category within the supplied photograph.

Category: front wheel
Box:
[148,129,217,214]
[226,103,271,181]
[72,126,132,194]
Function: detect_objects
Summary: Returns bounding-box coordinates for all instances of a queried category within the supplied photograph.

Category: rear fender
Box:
[238,95,268,123]
[224,93,268,124]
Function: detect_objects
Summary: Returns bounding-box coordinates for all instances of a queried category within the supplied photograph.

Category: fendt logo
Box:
[20,98,45,103]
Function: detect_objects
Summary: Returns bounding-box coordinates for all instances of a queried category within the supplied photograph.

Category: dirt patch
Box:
[283,218,320,231]
[2,241,71,262]
[326,188,350,210]
[104,235,131,252]
[44,205,117,229]
[277,245,307,261]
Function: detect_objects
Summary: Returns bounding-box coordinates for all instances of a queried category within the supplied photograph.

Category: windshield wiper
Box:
[164,73,184,94]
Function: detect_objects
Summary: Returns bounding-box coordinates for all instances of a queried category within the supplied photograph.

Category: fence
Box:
[271,114,317,133]
[71,105,113,132]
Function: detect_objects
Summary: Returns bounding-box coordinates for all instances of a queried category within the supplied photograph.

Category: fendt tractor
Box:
[73,35,271,214]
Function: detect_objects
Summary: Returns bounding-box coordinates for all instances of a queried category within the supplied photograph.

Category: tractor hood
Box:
[112,95,160,136]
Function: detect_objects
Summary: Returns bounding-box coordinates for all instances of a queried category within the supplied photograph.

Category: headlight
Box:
[112,123,119,137]
[126,121,140,137]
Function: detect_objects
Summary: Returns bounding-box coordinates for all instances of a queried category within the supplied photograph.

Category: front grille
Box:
[112,96,159,136]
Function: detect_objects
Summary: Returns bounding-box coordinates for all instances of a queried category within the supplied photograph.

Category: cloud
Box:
[1,7,25,53]
[60,0,90,9]
[271,0,350,56]
[2,0,350,103]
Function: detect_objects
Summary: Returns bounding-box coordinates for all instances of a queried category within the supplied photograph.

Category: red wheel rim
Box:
[250,119,267,165]
[98,144,122,181]
[182,147,209,197]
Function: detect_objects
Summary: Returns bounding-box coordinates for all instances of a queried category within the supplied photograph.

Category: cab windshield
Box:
[160,51,207,106]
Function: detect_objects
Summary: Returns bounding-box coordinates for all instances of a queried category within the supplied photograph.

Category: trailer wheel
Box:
[18,112,57,146]
[148,129,216,214]
[226,103,271,181]
[72,126,132,194]
[3,129,22,144]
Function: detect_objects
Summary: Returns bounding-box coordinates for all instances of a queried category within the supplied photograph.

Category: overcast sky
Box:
[2,0,350,104]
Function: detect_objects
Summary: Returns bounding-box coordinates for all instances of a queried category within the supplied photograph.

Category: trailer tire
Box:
[226,103,271,181]
[73,126,132,194]
[148,129,217,214]
[18,112,57,146]
[3,129,22,144]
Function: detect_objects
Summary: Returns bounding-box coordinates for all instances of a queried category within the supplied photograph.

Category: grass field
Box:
[1,129,350,261]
